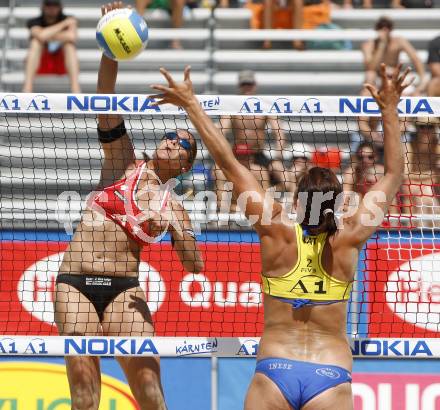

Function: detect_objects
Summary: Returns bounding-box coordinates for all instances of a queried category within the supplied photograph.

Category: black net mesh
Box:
[0,112,439,337]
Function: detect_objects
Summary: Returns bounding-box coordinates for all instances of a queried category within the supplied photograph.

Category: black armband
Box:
[97,121,126,143]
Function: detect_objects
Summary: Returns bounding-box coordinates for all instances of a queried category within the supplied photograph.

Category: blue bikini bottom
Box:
[255,357,352,410]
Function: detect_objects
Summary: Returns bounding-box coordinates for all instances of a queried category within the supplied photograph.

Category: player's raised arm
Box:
[169,201,204,273]
[343,63,411,246]
[96,2,135,185]
[150,66,284,236]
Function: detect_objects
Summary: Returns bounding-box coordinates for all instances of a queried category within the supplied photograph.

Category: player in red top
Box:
[54,3,204,409]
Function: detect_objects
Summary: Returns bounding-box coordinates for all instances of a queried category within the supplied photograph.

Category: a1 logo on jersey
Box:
[290,275,327,295]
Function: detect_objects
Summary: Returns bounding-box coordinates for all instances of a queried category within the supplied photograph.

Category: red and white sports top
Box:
[88,161,171,245]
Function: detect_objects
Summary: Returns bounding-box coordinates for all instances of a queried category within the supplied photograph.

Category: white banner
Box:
[0,93,439,117]
[0,336,438,357]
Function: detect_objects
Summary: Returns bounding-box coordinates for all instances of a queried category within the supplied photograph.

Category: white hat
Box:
[238,70,256,85]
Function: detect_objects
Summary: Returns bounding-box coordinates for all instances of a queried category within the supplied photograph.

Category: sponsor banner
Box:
[366,243,440,337]
[1,336,439,357]
[1,240,440,350]
[0,241,264,336]
[0,93,439,116]
[353,373,440,410]
[0,336,223,357]
[349,338,436,358]
[0,361,137,409]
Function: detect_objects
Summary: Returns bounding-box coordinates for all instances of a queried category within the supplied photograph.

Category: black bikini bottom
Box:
[56,274,140,322]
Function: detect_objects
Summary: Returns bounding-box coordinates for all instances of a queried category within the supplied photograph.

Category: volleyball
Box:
[96,8,148,61]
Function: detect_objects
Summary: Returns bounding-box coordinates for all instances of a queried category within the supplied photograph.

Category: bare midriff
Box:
[59,209,141,278]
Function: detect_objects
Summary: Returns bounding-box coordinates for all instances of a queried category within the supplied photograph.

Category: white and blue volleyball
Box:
[96,8,148,61]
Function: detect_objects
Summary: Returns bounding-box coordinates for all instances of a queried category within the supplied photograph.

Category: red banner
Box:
[0,241,264,336]
[366,243,440,337]
[353,373,440,410]
[3,240,440,337]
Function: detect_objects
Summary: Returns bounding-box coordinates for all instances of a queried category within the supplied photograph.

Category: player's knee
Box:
[30,37,43,46]
[70,383,99,410]
[132,371,164,408]
[28,37,43,52]
[63,39,77,49]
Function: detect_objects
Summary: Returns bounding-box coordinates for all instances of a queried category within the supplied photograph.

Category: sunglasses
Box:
[357,154,375,160]
[163,132,192,157]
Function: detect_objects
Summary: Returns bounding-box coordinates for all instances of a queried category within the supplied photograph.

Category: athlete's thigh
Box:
[101,287,164,400]
[301,382,353,410]
[245,373,293,410]
[54,282,101,335]
[101,286,154,336]
[54,283,102,406]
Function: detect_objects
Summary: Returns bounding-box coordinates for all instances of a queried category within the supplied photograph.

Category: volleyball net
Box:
[0,93,439,357]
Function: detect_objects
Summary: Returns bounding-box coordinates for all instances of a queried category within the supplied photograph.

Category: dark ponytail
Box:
[294,167,342,236]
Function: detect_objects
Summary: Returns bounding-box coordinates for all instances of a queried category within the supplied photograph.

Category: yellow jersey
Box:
[262,224,352,307]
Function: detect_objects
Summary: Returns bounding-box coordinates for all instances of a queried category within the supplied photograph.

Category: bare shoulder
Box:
[394,36,409,47]
[258,209,295,242]
[333,216,363,249]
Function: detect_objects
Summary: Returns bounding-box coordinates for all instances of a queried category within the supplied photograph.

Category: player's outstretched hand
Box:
[150,66,196,109]
[364,63,413,111]
[101,1,125,16]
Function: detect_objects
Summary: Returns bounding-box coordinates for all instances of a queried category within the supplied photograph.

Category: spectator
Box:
[342,141,382,196]
[23,0,80,93]
[427,36,440,97]
[361,17,427,95]
[355,114,412,161]
[398,0,432,7]
[401,117,440,228]
[356,0,403,7]
[214,70,286,209]
[356,118,384,155]
[243,0,330,49]
[215,143,271,213]
[358,17,426,159]
[285,142,313,194]
[342,142,400,224]
[136,0,185,49]
[345,0,431,8]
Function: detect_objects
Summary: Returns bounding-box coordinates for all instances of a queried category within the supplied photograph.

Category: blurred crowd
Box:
[22,0,440,227]
[210,69,440,228]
